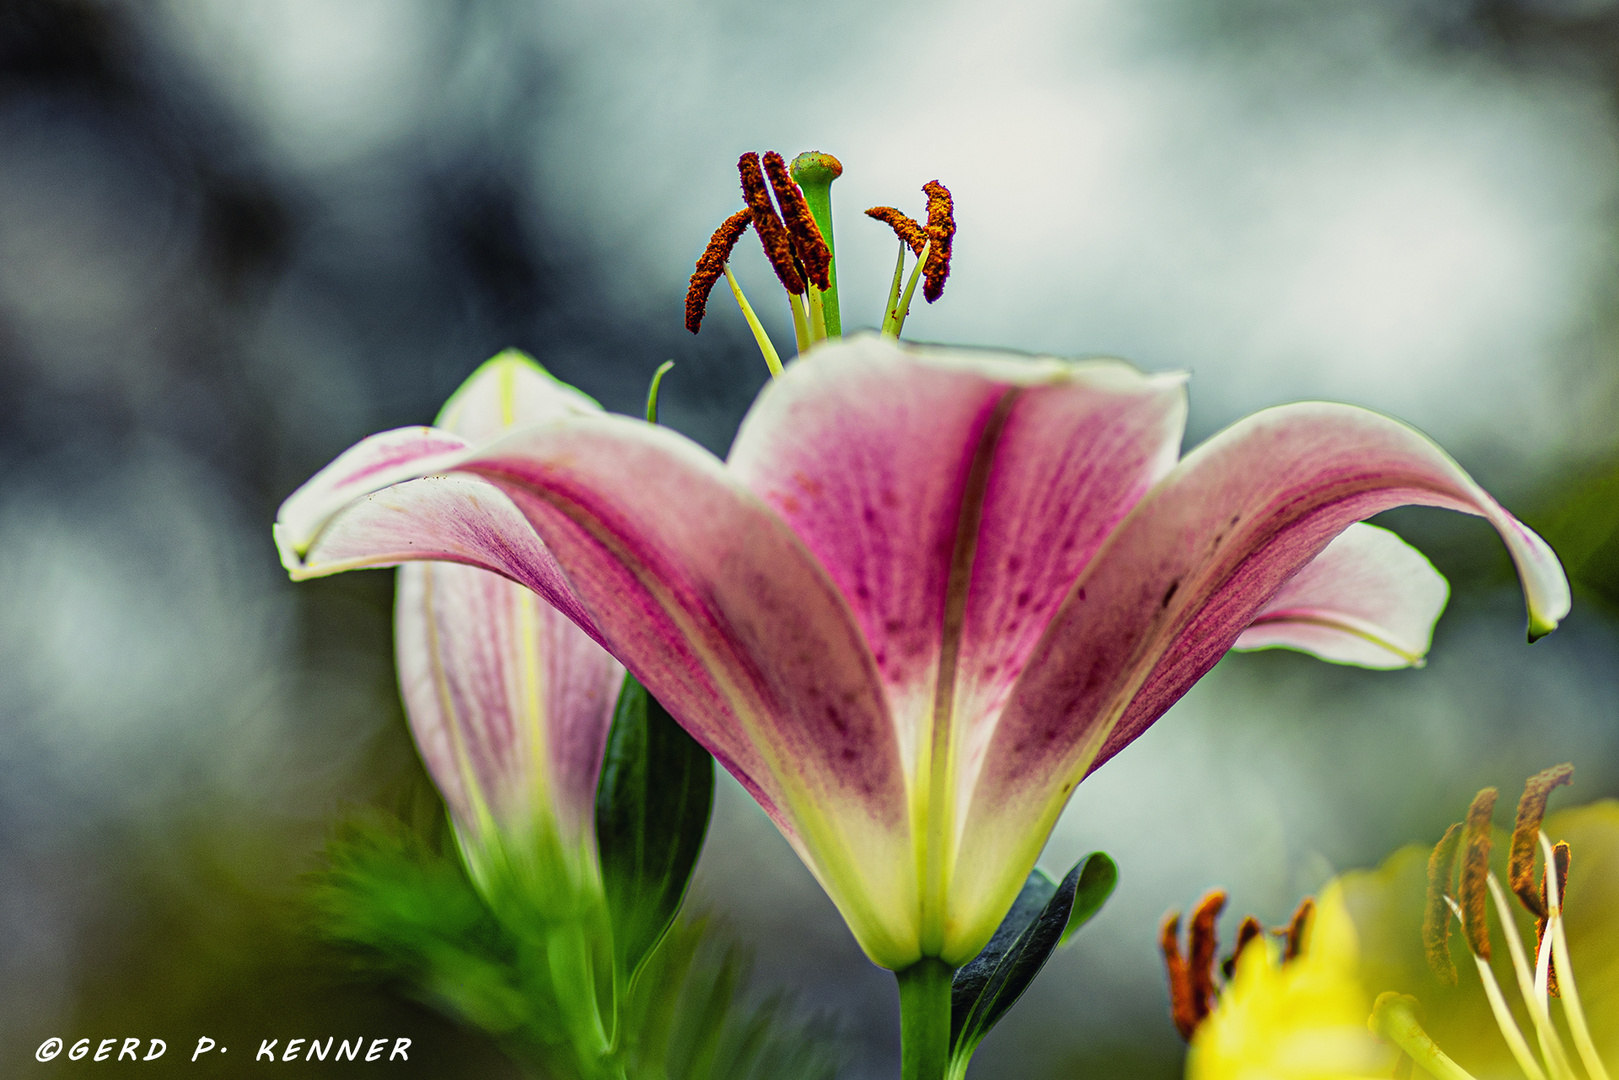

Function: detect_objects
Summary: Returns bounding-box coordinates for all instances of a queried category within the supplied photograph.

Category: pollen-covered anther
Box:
[865,206,927,255]
[1458,787,1498,960]
[1283,896,1315,962]
[685,209,752,334]
[1161,910,1200,1040]
[1537,840,1571,997]
[1510,762,1573,917]
[1187,890,1226,1026]
[921,180,956,303]
[1423,821,1464,984]
[1221,915,1264,980]
[738,152,805,295]
[763,151,831,291]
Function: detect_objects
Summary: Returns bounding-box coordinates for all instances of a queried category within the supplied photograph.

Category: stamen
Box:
[1283,896,1315,962]
[921,180,956,304]
[1424,821,1465,984]
[763,152,831,291]
[1536,841,1570,997]
[1160,910,1200,1040]
[1444,895,1552,1080]
[1541,832,1611,1080]
[723,264,784,379]
[865,206,928,255]
[1371,993,1483,1080]
[1187,890,1226,1023]
[887,238,931,337]
[1459,788,1498,960]
[1511,764,1574,918]
[644,360,674,424]
[1485,873,1575,1080]
[738,153,805,296]
[685,209,752,334]
[1220,915,1263,980]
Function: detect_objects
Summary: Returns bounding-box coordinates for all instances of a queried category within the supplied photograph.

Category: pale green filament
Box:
[1483,875,1576,1080]
[807,285,828,343]
[1540,833,1612,1080]
[1371,994,1480,1080]
[882,241,907,336]
[1444,894,1555,1080]
[886,239,931,339]
[724,264,784,378]
[644,360,674,424]
[788,292,810,354]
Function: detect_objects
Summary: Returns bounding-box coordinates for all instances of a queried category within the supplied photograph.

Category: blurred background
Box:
[2,0,1618,1075]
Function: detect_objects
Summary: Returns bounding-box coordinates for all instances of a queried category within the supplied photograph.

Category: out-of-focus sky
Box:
[2,1,1617,1077]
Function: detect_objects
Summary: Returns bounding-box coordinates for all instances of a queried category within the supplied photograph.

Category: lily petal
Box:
[953,402,1569,940]
[1232,522,1449,670]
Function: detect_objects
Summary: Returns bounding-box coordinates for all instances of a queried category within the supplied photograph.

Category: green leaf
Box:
[948,852,1117,1070]
[595,674,715,987]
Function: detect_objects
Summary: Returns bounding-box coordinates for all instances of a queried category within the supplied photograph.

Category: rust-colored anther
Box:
[1510,763,1573,918]
[1458,788,1498,960]
[1423,821,1465,984]
[685,209,752,334]
[1284,896,1316,962]
[865,206,928,255]
[1187,890,1226,1026]
[921,180,955,303]
[1221,915,1264,980]
[1161,910,1200,1040]
[1536,841,1571,998]
[738,152,804,295]
[762,151,830,291]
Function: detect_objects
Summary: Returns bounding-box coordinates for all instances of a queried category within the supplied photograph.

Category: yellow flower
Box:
[1188,885,1393,1080]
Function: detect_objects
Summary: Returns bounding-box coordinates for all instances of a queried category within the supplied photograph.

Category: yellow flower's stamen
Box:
[1160,896,1227,1042]
[1283,896,1315,962]
[1540,832,1612,1080]
[723,264,784,378]
[1187,891,1226,1017]
[1425,821,1466,984]
[1512,764,1575,917]
[1459,788,1499,960]
[1372,993,1482,1080]
[1160,909,1199,1040]
[685,209,753,334]
[1221,915,1264,980]
[1484,873,1577,1080]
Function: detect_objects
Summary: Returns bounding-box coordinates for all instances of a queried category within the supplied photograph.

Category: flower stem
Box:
[897,958,954,1080]
[723,264,783,378]
[1371,994,1479,1080]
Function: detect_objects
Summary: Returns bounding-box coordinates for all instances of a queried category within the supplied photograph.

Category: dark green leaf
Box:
[595,674,715,985]
[949,852,1118,1067]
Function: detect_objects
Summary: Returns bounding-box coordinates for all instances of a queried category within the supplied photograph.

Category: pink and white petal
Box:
[396,561,620,848]
[435,349,603,439]
[289,473,602,644]
[454,415,922,967]
[1232,522,1448,670]
[729,335,1186,779]
[948,402,1569,955]
[274,426,471,567]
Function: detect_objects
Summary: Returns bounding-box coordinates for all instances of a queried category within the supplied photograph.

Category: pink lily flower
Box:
[275,334,1568,971]
[388,351,624,893]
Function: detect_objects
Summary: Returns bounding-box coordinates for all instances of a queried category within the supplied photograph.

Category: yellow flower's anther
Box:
[685,209,752,334]
[866,206,928,255]
[1459,787,1499,961]
[921,180,956,304]
[1537,841,1570,997]
[1371,993,1483,1080]
[1511,763,1574,918]
[1424,821,1465,985]
[1187,890,1226,1025]
[1160,909,1202,1041]
[1283,896,1315,963]
[738,153,805,296]
[1220,915,1264,980]
[763,152,831,292]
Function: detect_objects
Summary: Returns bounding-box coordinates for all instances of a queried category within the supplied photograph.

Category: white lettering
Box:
[307,1037,333,1061]
[257,1040,278,1061]
[283,1039,304,1061]
[69,1039,90,1060]
[94,1039,115,1062]
[119,1038,140,1061]
[144,1039,166,1061]
[366,1038,387,1062]
[191,1037,215,1062]
[336,1038,362,1062]
[34,1039,61,1062]
[390,1038,411,1062]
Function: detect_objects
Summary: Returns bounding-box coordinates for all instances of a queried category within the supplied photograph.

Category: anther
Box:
[921,180,956,303]
[763,152,831,291]
[1221,916,1264,980]
[1160,911,1199,1040]
[865,206,928,255]
[1510,763,1573,918]
[685,209,752,334]
[1424,821,1464,984]
[738,153,805,295]
[1283,896,1315,962]
[1537,840,1571,997]
[1187,890,1226,1027]
[1459,788,1498,960]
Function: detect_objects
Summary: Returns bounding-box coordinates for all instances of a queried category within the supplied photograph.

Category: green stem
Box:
[548,922,610,1063]
[643,360,674,424]
[789,152,842,338]
[897,958,954,1080]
